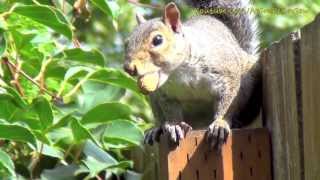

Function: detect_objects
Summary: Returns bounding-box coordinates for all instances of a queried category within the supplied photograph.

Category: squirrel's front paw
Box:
[144,127,163,145]
[206,119,231,151]
[144,122,192,146]
[163,122,192,145]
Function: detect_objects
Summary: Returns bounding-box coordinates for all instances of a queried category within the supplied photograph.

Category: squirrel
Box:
[124,0,261,150]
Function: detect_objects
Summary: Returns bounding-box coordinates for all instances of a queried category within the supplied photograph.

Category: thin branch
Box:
[0,4,18,19]
[2,57,56,98]
[62,0,66,13]
[127,0,161,9]
[2,57,25,96]
[95,175,103,180]
[72,38,81,48]
[63,71,93,99]
[30,143,44,180]
[34,59,52,95]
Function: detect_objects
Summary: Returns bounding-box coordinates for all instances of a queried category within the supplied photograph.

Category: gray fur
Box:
[184,0,260,57]
[151,15,258,125]
[124,1,261,148]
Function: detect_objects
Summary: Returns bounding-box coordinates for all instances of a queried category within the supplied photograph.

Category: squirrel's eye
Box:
[152,35,163,47]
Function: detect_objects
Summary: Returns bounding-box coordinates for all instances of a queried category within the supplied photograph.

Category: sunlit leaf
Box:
[13,5,73,39]
[70,118,99,146]
[41,164,78,180]
[33,130,52,144]
[0,86,27,109]
[64,66,92,81]
[0,149,15,176]
[31,142,64,159]
[89,68,140,94]
[32,96,53,129]
[46,114,74,132]
[90,0,120,19]
[55,48,105,66]
[0,124,37,148]
[4,86,27,108]
[81,102,132,124]
[83,141,117,164]
[76,82,125,113]
[103,120,143,147]
[0,31,6,57]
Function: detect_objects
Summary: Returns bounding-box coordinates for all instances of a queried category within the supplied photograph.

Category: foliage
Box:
[0,0,319,179]
[0,0,148,179]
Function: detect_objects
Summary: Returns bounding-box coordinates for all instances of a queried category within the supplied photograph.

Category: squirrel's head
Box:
[124,2,187,94]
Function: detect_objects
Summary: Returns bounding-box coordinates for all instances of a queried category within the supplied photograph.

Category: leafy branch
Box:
[2,57,56,98]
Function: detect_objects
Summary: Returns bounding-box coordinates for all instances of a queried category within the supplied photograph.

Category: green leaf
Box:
[124,170,142,180]
[33,130,51,144]
[0,100,22,123]
[0,31,6,57]
[103,120,143,147]
[41,164,78,180]
[55,48,105,66]
[83,141,117,164]
[31,142,64,159]
[82,156,110,177]
[46,114,74,132]
[13,5,73,39]
[81,103,132,124]
[0,124,37,147]
[32,96,53,129]
[64,66,92,81]
[4,86,28,108]
[77,82,125,113]
[70,118,99,146]
[48,128,73,146]
[41,145,64,159]
[89,68,139,94]
[9,30,44,72]
[90,0,120,19]
[0,149,15,176]
[79,156,132,178]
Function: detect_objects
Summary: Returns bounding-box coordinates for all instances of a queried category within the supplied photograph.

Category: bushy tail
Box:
[184,0,260,57]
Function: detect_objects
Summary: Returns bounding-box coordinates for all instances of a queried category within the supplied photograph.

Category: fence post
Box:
[300,14,320,180]
[159,129,271,180]
[262,33,302,180]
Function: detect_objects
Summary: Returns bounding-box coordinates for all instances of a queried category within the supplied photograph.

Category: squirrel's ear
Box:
[163,2,181,33]
[136,13,146,24]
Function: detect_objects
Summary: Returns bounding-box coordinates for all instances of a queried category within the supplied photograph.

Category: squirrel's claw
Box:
[206,119,231,151]
[144,127,162,145]
[144,122,192,146]
[163,122,192,145]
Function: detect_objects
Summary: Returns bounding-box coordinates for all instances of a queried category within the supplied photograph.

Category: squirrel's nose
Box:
[123,62,137,76]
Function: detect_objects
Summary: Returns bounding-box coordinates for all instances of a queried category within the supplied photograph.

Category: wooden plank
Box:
[159,129,271,180]
[301,14,320,180]
[262,34,302,180]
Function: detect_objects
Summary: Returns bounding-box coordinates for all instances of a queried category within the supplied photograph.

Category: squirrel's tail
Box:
[184,0,260,57]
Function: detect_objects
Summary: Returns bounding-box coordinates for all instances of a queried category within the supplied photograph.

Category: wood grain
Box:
[301,14,320,180]
[262,34,302,180]
[159,129,271,180]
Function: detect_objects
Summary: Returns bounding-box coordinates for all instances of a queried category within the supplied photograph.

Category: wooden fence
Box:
[130,14,320,180]
[262,14,320,180]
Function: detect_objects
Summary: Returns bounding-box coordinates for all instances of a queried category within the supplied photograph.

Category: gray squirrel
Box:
[124,0,261,149]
